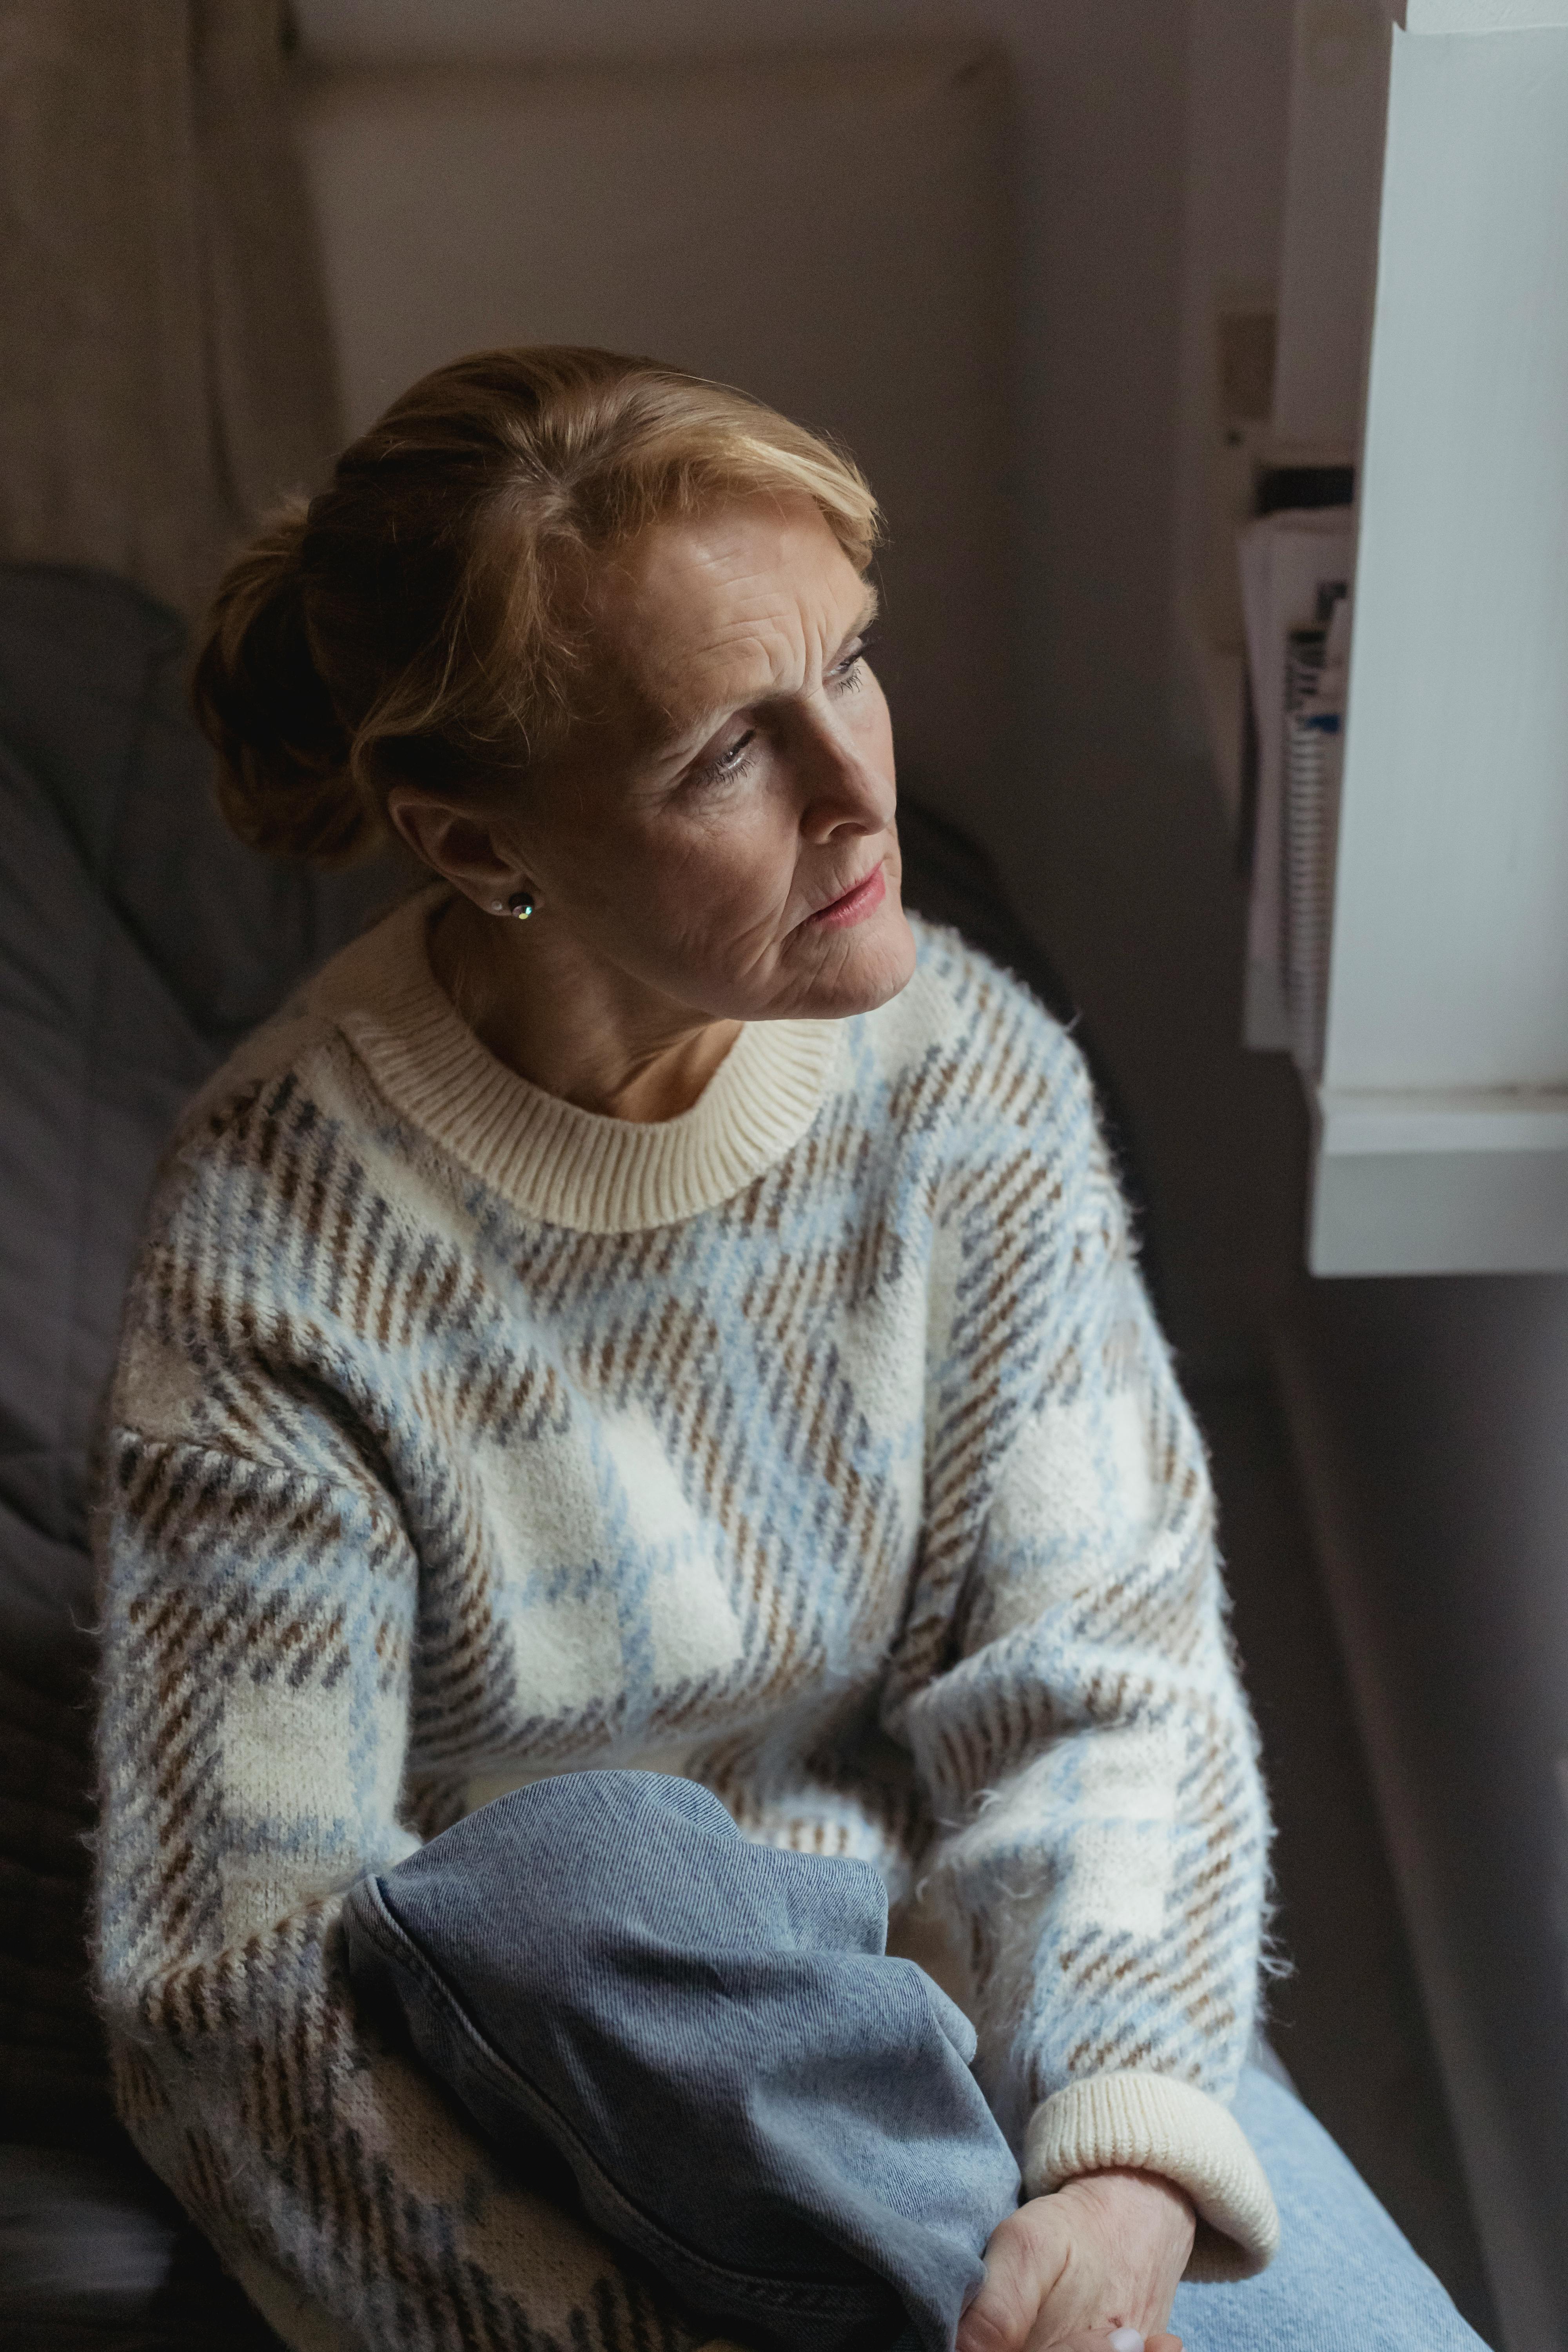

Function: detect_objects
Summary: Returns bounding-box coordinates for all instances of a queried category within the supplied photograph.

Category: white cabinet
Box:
[1316,9,1568,1272]
[1214,2,1568,1273]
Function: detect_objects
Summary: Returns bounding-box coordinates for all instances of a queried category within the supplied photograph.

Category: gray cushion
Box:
[0,2142,282,2351]
[0,562,408,2341]
[0,565,405,1602]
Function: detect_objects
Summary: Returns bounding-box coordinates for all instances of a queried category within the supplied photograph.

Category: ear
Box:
[386,788,526,909]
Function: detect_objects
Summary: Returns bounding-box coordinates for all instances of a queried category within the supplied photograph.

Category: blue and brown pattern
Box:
[94,906,1274,2349]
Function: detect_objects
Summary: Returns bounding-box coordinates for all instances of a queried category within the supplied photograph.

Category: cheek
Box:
[604,802,801,951]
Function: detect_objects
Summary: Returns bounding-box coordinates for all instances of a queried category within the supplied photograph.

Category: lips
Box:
[806,863,887,929]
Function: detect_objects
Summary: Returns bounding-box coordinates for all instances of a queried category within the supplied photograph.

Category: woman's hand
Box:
[956,2169,1196,2352]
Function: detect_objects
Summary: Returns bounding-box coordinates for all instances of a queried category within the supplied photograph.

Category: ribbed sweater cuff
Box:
[1022,2073,1280,2282]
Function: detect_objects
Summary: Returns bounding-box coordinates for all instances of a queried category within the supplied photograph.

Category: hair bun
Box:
[191,500,377,863]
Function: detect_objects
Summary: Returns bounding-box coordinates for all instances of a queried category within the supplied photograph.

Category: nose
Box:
[794,701,895,846]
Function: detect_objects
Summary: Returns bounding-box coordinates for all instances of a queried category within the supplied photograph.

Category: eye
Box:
[828,634,871,692]
[692,726,758,786]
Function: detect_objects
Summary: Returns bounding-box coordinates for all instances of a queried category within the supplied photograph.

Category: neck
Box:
[428,895,742,1122]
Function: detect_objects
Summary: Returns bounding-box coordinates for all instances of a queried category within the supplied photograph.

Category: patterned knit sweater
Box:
[94,893,1278,2352]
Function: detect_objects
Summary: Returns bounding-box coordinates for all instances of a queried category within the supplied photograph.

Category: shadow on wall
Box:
[1282,1270,1568,2338]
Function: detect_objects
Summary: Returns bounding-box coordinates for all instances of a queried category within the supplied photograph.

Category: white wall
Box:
[1173,0,1294,688]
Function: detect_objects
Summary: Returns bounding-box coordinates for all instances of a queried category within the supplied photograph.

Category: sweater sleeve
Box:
[885,1033,1278,2282]
[94,1426,693,2352]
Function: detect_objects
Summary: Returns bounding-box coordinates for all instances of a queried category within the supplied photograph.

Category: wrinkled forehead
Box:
[592,496,875,741]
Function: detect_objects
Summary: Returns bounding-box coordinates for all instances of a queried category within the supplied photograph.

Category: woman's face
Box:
[502,494,916,1025]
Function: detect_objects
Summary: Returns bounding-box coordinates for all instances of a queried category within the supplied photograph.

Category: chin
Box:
[789,904,918,1020]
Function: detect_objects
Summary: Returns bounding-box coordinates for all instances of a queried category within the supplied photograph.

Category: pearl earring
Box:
[489,889,535,920]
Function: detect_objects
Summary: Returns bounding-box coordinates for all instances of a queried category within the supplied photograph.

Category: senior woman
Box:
[93,349,1485,2352]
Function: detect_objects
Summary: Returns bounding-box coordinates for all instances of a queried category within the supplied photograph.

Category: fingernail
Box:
[1107,2333,1144,2352]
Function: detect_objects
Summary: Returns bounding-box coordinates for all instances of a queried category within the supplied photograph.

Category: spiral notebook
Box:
[1236,507,1355,1053]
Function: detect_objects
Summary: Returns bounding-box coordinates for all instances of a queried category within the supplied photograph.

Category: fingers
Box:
[1051,2337,1183,2352]
[957,2203,1070,2352]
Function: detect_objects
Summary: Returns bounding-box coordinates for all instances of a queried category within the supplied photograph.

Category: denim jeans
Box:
[345,1771,1018,2352]
[1171,2070,1491,2351]
[344,1771,1491,2352]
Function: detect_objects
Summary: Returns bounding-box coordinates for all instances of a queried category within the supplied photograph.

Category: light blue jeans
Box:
[1171,2067,1490,2350]
[345,1771,1491,2352]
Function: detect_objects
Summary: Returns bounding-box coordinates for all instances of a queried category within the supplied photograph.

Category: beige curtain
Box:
[0,0,340,616]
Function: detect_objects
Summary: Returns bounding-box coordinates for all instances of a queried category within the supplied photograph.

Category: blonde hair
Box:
[191,347,880,862]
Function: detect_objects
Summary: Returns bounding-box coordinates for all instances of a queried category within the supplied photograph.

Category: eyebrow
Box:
[659,586,882,757]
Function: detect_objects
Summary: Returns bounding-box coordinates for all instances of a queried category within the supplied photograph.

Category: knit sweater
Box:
[94,892,1278,2352]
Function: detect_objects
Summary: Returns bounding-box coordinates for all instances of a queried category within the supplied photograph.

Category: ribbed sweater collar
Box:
[308,889,844,1236]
